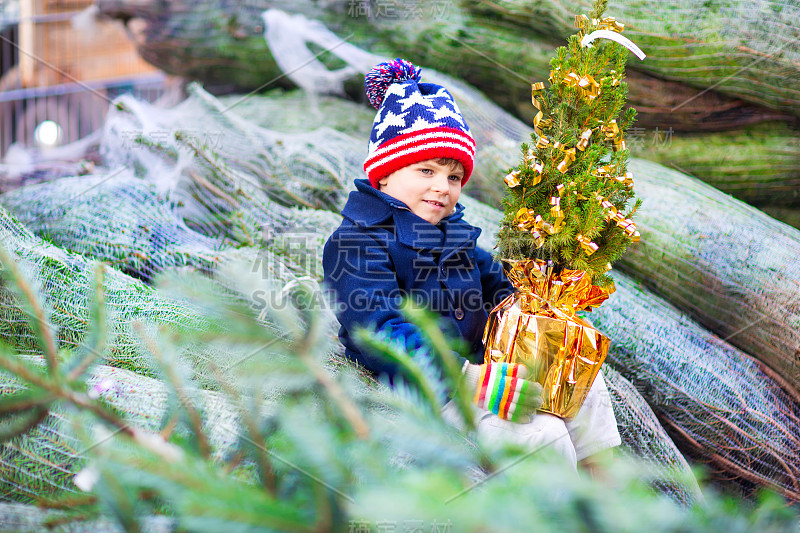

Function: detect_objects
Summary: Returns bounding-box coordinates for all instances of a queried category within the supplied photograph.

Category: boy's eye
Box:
[419,168,433,175]
[448,175,463,182]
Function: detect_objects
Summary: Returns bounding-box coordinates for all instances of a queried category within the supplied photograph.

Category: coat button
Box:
[454,308,465,320]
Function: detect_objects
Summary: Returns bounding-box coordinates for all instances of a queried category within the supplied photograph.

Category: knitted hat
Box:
[363,58,475,188]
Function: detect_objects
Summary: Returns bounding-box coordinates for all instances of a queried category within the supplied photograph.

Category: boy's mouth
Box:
[423,200,446,208]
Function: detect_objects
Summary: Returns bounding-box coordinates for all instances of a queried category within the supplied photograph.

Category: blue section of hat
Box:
[368,80,470,152]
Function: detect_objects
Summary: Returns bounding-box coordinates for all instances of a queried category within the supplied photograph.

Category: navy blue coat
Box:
[323,179,513,382]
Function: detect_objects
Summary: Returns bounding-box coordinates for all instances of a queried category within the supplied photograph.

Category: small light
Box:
[34,120,62,147]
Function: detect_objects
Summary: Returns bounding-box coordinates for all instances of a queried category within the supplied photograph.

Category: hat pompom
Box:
[364,58,422,109]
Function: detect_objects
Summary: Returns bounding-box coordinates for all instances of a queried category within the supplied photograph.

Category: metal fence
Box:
[0,7,166,161]
[0,73,166,157]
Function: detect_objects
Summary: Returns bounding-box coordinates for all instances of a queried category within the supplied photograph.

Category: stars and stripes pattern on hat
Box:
[363,59,475,188]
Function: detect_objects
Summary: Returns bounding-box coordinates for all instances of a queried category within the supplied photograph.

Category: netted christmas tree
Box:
[497,0,642,288]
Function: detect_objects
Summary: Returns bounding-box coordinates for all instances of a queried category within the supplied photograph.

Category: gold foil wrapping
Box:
[483,260,613,418]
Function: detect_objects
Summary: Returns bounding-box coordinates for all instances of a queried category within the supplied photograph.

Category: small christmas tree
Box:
[496,0,641,289]
[484,0,646,418]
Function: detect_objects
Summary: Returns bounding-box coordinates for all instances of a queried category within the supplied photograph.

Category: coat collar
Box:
[341,179,480,251]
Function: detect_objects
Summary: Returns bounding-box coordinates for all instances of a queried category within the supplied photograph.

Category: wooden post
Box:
[18,0,38,87]
[16,0,157,89]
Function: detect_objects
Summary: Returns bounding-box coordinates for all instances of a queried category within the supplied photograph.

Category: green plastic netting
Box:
[618,159,800,401]
[602,366,703,506]
[593,274,800,501]
[0,205,214,375]
[0,173,222,282]
[0,360,239,502]
[467,0,800,116]
[0,501,174,533]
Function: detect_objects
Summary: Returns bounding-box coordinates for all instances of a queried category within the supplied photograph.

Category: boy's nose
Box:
[431,173,449,193]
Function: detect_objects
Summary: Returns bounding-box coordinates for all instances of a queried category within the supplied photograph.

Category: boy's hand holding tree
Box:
[462,361,543,423]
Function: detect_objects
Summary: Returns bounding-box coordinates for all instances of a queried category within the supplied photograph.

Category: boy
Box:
[323,59,620,469]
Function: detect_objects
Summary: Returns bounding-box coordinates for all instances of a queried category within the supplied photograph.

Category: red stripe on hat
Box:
[365,130,475,171]
[364,127,475,187]
[366,138,475,172]
[368,128,475,158]
[367,144,475,184]
[366,128,475,166]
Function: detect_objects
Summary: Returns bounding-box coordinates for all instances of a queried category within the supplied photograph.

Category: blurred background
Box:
[0,0,165,188]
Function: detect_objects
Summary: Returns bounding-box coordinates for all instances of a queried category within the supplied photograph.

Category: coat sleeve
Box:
[474,246,514,312]
[323,226,429,381]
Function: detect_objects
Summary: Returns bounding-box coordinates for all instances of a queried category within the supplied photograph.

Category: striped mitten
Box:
[462,361,543,423]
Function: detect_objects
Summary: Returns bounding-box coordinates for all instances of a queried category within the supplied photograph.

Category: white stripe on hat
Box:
[367,128,475,159]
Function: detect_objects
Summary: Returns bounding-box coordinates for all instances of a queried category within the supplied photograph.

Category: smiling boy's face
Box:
[377,158,464,225]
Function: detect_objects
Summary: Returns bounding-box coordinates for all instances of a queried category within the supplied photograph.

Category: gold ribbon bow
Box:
[505,259,614,318]
[536,135,551,150]
[575,14,625,33]
[593,166,634,188]
[598,17,625,33]
[576,234,599,255]
[531,82,552,136]
[616,172,634,188]
[561,71,600,101]
[550,196,565,231]
[576,128,593,151]
[504,170,521,188]
[553,142,577,174]
[597,194,641,243]
[514,205,563,246]
[530,159,544,184]
[514,208,546,247]
[601,119,626,151]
